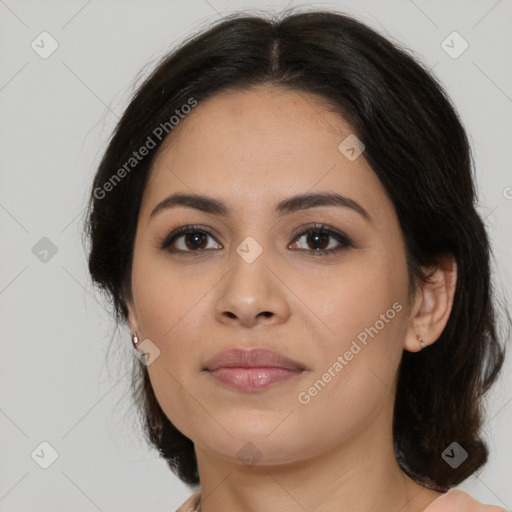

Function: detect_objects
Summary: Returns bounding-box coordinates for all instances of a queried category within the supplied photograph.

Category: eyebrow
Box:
[149,192,372,223]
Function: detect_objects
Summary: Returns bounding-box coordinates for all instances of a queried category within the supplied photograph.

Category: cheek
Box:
[290,276,407,454]
[131,255,215,437]
[291,244,409,354]
[292,246,409,402]
[131,243,209,338]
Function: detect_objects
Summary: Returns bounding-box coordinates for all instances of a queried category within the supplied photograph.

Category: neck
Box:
[193,401,442,512]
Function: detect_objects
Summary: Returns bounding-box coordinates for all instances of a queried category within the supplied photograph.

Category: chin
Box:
[194,421,321,466]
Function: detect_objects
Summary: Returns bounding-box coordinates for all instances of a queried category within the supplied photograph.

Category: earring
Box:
[132,332,140,349]
[416,332,426,350]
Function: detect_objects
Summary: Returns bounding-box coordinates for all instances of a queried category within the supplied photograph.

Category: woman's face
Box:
[126,85,418,466]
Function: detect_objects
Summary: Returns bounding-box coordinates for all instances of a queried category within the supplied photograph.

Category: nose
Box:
[214,251,291,328]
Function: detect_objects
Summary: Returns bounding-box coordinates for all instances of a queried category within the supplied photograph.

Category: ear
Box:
[404,253,458,352]
[125,293,142,344]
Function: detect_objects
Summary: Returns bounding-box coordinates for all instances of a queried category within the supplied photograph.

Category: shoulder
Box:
[424,488,508,512]
[175,489,201,512]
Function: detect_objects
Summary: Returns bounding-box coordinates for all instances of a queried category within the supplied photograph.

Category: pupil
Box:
[185,233,206,250]
[309,230,328,250]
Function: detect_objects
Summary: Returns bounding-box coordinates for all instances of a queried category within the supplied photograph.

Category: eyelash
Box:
[158,223,353,257]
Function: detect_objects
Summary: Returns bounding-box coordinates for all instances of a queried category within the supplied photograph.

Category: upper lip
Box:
[203,348,306,371]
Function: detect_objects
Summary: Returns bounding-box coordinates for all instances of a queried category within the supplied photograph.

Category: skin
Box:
[125,85,458,512]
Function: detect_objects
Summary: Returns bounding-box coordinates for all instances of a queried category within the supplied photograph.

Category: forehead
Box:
[140,86,392,221]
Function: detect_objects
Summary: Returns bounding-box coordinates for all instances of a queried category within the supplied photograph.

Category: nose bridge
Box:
[228,232,272,294]
[235,233,266,266]
[225,202,275,267]
[214,229,289,324]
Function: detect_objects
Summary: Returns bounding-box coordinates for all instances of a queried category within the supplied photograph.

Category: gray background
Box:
[1,0,511,510]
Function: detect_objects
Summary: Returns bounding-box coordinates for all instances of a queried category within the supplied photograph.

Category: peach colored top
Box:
[175,488,508,512]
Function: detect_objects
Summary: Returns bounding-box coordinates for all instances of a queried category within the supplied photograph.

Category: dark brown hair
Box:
[83,8,509,490]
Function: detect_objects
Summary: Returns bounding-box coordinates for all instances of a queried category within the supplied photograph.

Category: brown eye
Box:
[160,223,352,257]
[160,226,222,254]
[182,232,209,250]
[289,224,352,256]
[305,230,330,250]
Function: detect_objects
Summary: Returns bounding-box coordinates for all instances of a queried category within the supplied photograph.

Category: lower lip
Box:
[206,367,304,391]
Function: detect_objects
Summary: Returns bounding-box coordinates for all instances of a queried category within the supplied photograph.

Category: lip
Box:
[203,348,305,371]
[203,348,306,391]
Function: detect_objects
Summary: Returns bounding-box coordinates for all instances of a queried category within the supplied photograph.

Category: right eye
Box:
[159,225,223,255]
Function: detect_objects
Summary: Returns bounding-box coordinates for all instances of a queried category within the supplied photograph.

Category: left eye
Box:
[289,225,352,256]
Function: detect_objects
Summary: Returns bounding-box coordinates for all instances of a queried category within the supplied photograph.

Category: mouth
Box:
[203,348,307,392]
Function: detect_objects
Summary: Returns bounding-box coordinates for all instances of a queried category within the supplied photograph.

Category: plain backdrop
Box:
[1,0,511,510]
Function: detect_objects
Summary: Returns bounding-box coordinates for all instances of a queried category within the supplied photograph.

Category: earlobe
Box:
[125,296,141,341]
[126,299,142,351]
[404,254,458,353]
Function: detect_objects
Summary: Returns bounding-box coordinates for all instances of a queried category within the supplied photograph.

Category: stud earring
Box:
[416,331,426,350]
[132,332,140,349]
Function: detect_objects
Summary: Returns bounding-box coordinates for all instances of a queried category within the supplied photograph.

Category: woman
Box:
[84,8,510,512]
